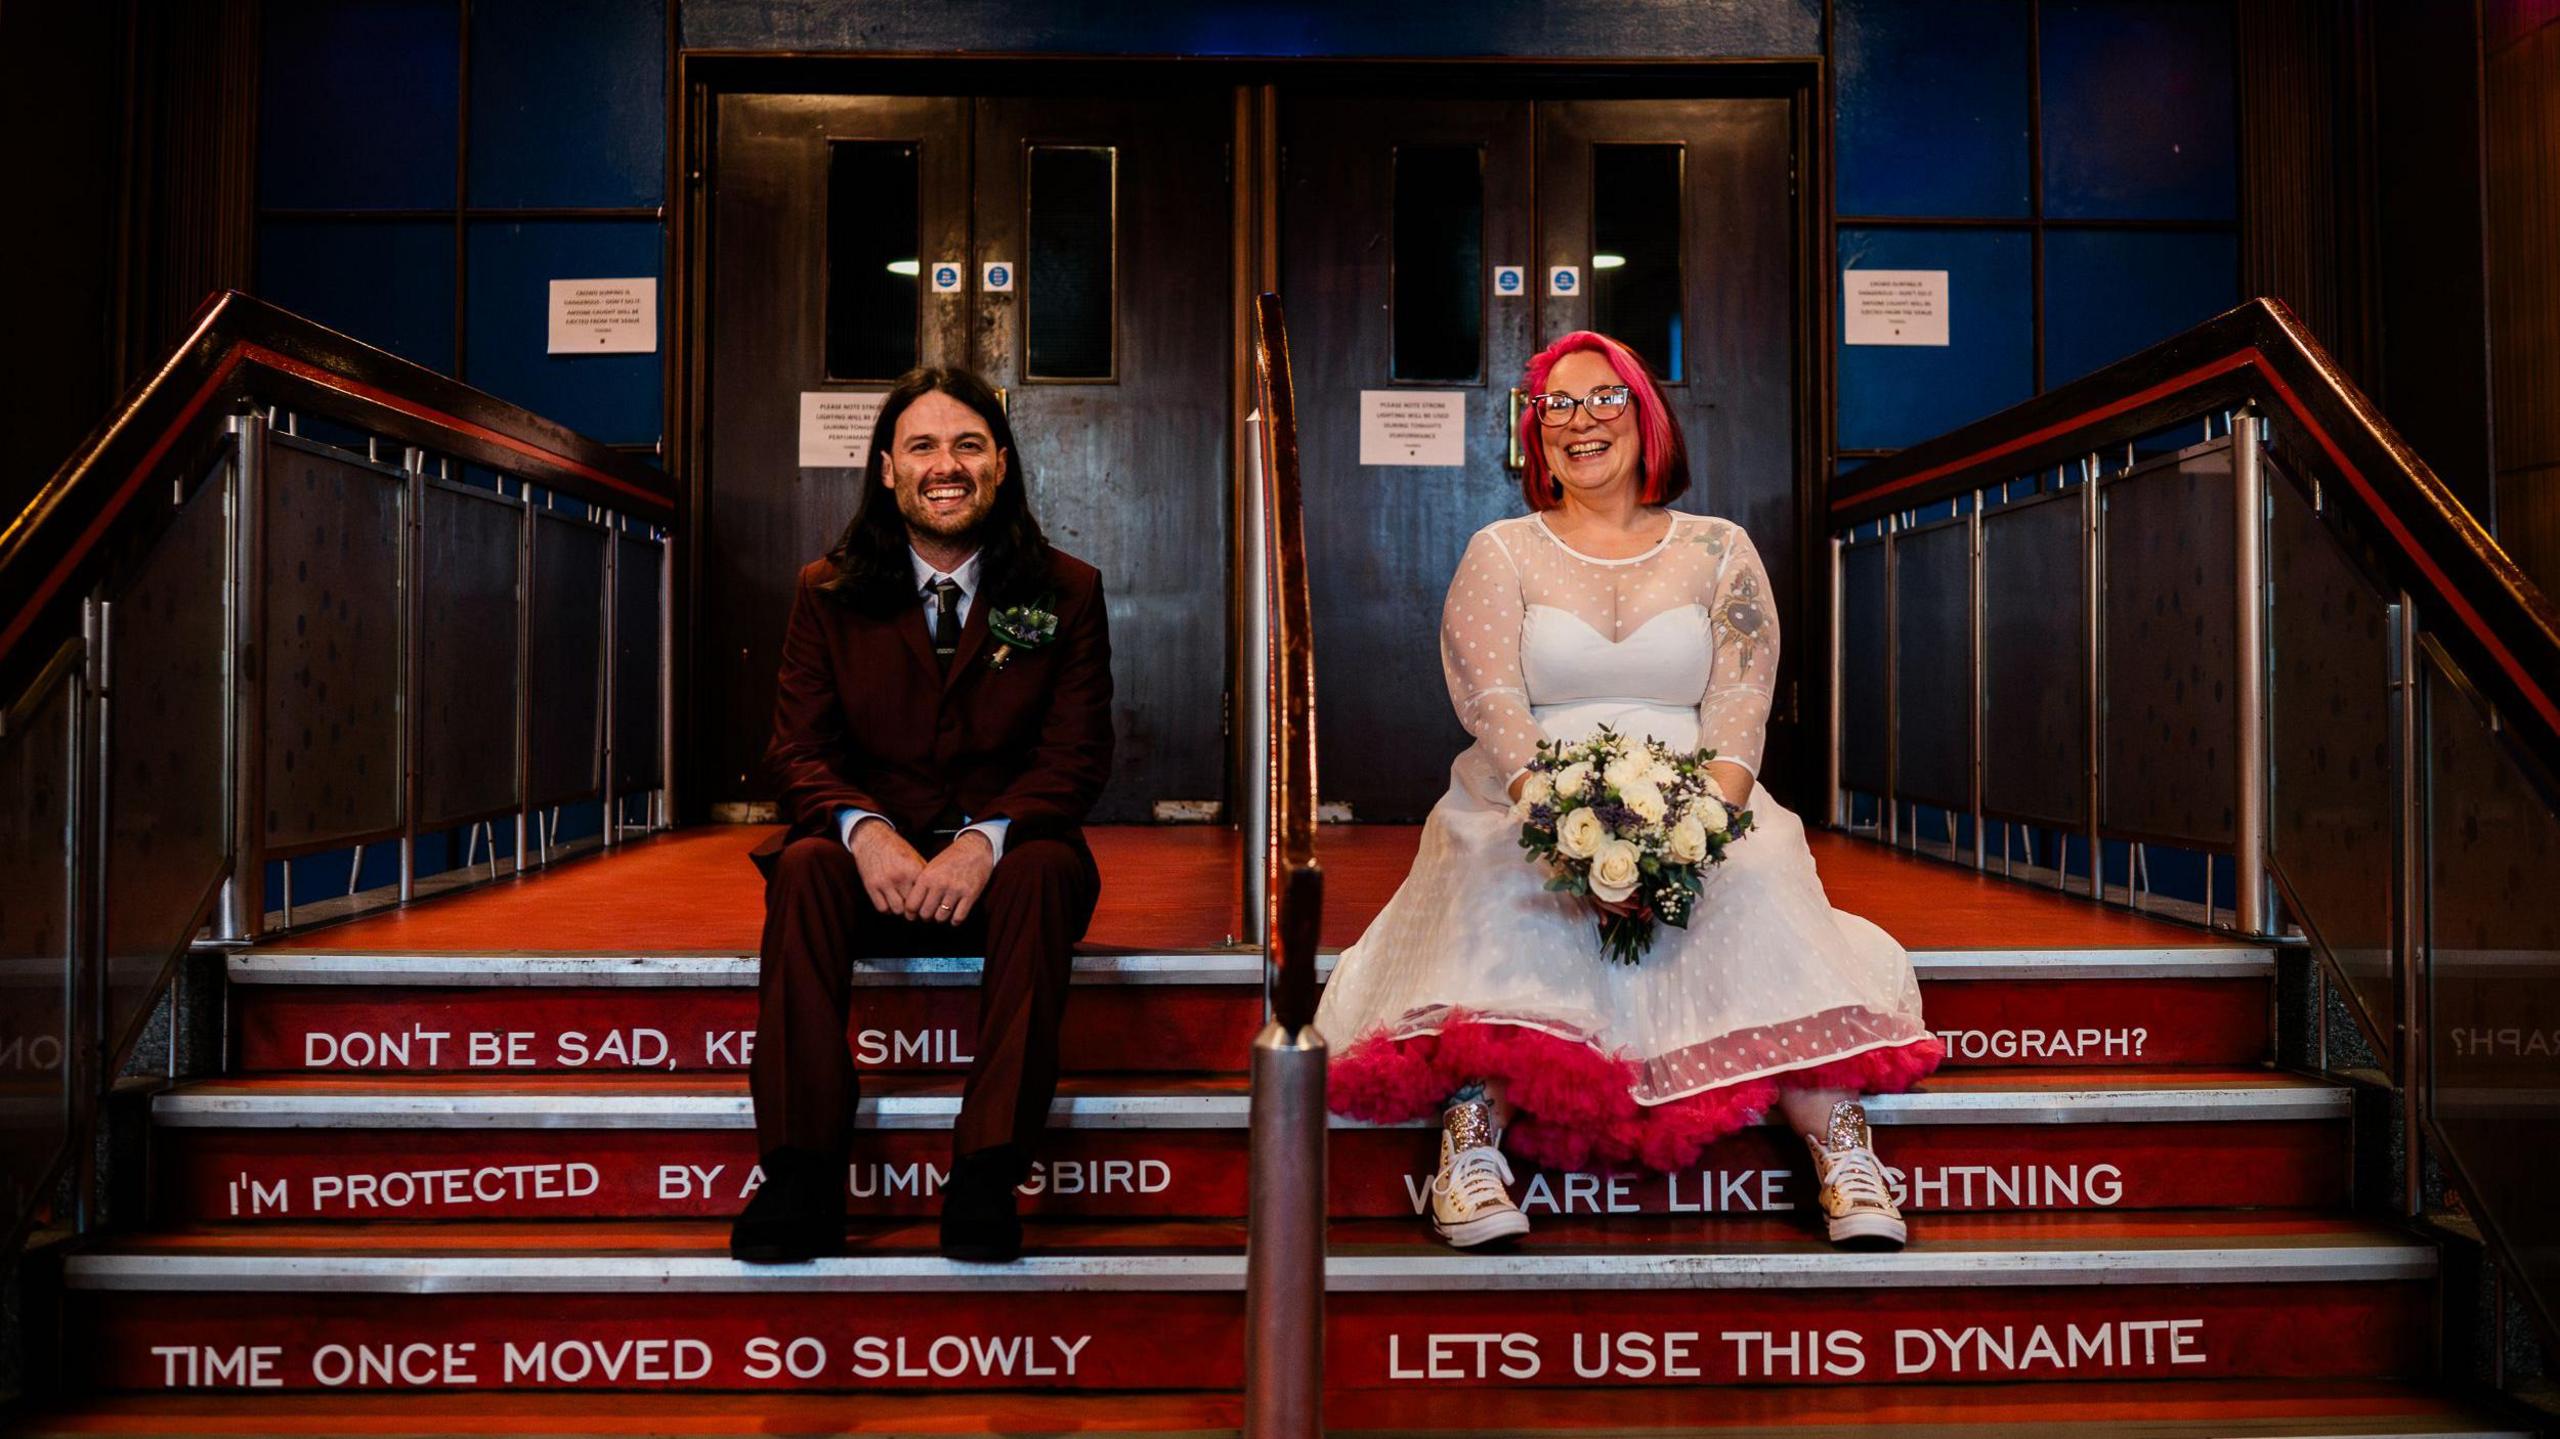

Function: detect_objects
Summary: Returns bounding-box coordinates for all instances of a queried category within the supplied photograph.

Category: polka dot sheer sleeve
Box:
[1696,522,1779,776]
[1441,528,1544,780]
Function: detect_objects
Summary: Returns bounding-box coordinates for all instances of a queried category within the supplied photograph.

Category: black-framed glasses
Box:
[1528,384,1632,427]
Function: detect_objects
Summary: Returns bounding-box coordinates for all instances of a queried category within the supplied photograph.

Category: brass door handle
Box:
[1506,388,1526,472]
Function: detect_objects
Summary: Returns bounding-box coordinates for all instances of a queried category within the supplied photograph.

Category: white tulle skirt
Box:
[1319,726,1942,1173]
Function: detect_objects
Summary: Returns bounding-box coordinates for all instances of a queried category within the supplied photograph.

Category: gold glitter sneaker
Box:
[1804,1100,1906,1250]
[1428,1099,1529,1248]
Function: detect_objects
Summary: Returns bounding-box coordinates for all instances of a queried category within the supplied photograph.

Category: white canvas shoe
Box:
[1428,1099,1530,1248]
[1804,1100,1907,1250]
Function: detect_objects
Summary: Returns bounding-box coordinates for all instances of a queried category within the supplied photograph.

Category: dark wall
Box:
[1,0,124,523]
[2486,0,2560,592]
[681,0,1824,56]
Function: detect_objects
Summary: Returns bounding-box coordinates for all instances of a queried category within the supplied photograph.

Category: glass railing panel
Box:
[0,653,74,1238]
[102,459,232,1053]
[1980,488,2089,831]
[2266,468,2397,1052]
[262,434,406,855]
[2099,439,2240,849]
[1892,515,1971,812]
[2426,656,2560,1322]
[1839,537,1889,798]
[527,508,608,809]
[419,476,525,831]
[611,531,665,797]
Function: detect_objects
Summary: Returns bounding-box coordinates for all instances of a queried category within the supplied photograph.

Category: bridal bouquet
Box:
[1511,726,1754,965]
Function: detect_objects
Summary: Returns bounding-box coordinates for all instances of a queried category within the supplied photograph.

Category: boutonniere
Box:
[987,598,1060,670]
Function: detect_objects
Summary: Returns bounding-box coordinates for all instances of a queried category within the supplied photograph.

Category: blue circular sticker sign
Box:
[985,264,1013,290]
[934,265,959,288]
[1497,269,1522,293]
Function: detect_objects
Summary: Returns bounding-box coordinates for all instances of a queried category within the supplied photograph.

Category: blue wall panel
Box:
[1835,0,2032,218]
[258,0,459,211]
[1837,227,2035,452]
[465,221,664,446]
[256,219,457,373]
[469,0,666,208]
[2042,228,2237,385]
[2040,0,2237,220]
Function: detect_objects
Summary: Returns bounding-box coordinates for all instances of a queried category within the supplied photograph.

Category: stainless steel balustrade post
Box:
[1969,489,1987,870]
[72,600,104,1231]
[1828,533,1845,829]
[1883,515,1900,847]
[2082,453,2104,900]
[215,412,268,942]
[2389,595,2426,1216]
[2232,411,2274,936]
[603,513,619,850]
[1241,410,1271,949]
[1246,1013,1325,1437]
[400,446,427,903]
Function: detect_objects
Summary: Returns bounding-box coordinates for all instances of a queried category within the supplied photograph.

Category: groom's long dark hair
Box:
[819,366,1054,617]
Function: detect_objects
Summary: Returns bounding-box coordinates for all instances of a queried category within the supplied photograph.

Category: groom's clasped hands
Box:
[846,818,995,925]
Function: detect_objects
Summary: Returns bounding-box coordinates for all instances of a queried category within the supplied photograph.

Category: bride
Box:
[1318,330,1941,1251]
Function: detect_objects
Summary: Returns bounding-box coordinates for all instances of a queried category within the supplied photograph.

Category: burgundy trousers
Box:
[750,831,1100,1164]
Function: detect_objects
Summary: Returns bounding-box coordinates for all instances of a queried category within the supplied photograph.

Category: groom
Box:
[733,365,1113,1265]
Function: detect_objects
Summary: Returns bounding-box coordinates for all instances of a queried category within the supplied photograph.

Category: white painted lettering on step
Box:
[845,1334,1091,1380]
[556,1029,671,1068]
[1891,1319,2208,1375]
[1933,1026,2148,1061]
[703,1030,752,1065]
[310,1342,478,1387]
[743,1336,830,1380]
[1020,1159,1172,1197]
[659,1164,725,1200]
[152,1345,283,1388]
[501,1339,712,1384]
[1721,1329,1869,1378]
[0,1034,66,1073]
[1893,1163,2124,1210]
[301,1163,600,1213]
[1570,1331,1704,1380]
[848,1162,946,1200]
[853,1028,976,1066]
[302,1027,450,1068]
[467,1031,536,1066]
[1385,1333,1541,1381]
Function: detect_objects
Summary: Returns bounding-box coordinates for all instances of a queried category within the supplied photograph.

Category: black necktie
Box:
[930,578,962,668]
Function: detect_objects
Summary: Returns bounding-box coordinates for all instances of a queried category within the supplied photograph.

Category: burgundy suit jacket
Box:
[750,549,1114,875]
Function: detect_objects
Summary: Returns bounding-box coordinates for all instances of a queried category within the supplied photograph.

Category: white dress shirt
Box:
[834,546,1010,864]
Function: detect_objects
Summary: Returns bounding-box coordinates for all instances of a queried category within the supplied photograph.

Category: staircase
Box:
[18,823,2529,1435]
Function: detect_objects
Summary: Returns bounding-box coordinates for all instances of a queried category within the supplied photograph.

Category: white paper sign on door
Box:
[1359,391,1466,467]
[799,391,889,468]
[546,278,657,353]
[1842,269,1950,346]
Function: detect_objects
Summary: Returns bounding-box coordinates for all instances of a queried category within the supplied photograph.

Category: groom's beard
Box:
[891,464,1001,542]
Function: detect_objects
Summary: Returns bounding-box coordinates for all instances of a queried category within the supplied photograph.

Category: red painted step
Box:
[147,1070,2348,1222]
[227,948,2275,1074]
[14,1381,2530,1437]
[61,1214,2434,1394]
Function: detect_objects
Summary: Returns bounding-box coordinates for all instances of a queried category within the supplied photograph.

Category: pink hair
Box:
[1516,331,1690,512]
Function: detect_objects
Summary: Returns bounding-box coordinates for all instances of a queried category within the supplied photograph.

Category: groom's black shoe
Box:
[729,1148,846,1263]
[939,1144,1025,1264]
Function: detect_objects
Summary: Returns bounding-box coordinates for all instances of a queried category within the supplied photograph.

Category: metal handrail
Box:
[0,291,677,1261]
[1244,291,1324,1436]
[0,290,674,698]
[1829,294,2560,1354]
[1834,297,2560,784]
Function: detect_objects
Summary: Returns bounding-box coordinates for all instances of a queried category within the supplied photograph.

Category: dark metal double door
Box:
[1283,96,1801,820]
[705,92,1230,823]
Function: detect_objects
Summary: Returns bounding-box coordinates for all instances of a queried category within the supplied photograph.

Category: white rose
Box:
[1507,798,1533,824]
[1603,755,1649,793]
[1667,815,1709,864]
[1588,840,1643,903]
[1693,794,1731,836]
[1647,758,1682,789]
[1621,780,1668,824]
[1554,762,1593,801]
[1555,806,1607,859]
[1519,771,1554,806]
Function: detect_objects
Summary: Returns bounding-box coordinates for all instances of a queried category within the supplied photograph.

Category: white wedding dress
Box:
[1319,512,1940,1172]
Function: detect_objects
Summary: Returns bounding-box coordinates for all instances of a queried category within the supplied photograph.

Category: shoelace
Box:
[1819,1143,1895,1213]
[1431,1145,1516,1215]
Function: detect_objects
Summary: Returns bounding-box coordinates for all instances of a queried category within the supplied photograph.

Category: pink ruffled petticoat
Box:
[1330,1013,1944,1173]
